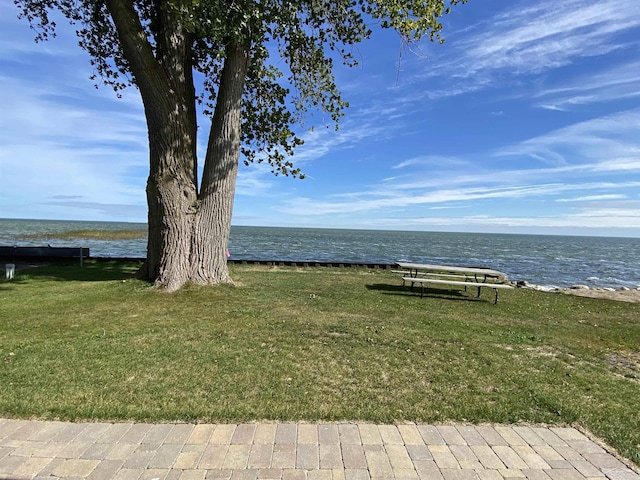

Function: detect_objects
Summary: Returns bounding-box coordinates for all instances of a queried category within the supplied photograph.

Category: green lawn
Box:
[1,261,638,465]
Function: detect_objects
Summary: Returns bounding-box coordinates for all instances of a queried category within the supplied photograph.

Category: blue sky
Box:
[1,0,639,237]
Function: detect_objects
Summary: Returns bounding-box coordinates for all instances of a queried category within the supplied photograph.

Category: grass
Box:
[1,261,639,465]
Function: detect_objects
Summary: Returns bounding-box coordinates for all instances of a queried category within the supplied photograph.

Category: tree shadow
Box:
[0,260,143,284]
[366,282,481,303]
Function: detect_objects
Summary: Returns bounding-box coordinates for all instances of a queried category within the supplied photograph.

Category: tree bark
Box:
[106,0,248,290]
[191,41,249,285]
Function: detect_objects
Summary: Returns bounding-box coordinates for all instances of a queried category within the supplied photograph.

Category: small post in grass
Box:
[5,263,15,280]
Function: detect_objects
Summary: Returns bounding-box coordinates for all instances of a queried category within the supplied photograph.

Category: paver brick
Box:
[123,449,155,469]
[519,469,552,480]
[428,445,460,470]
[116,424,149,445]
[398,425,425,446]
[553,445,584,462]
[549,428,589,442]
[544,468,587,480]
[338,425,361,445]
[406,444,433,462]
[199,444,229,469]
[275,424,298,444]
[341,444,367,469]
[282,468,306,480]
[298,424,319,444]
[449,445,481,469]
[475,426,510,447]
[568,459,605,478]
[512,445,551,469]
[512,427,547,446]
[319,424,340,445]
[97,423,133,444]
[495,469,526,478]
[296,444,319,469]
[87,459,126,480]
[179,469,207,480]
[344,469,370,480]
[271,443,296,469]
[392,467,419,479]
[417,426,446,446]
[188,425,216,445]
[440,469,479,479]
[256,468,283,479]
[358,425,382,445]
[174,448,205,469]
[81,441,114,460]
[436,427,466,446]
[142,423,174,446]
[471,445,506,470]
[223,444,251,469]
[455,426,487,446]
[492,446,529,470]
[12,456,52,478]
[232,425,257,445]
[386,444,414,470]
[493,427,527,447]
[51,458,100,477]
[167,424,196,445]
[530,428,566,447]
[601,468,640,480]
[364,444,394,478]
[476,470,505,480]
[379,425,404,445]
[532,445,564,462]
[412,459,444,479]
[583,452,627,470]
[320,444,343,469]
[148,443,184,468]
[253,424,277,445]
[212,425,238,445]
[106,441,139,461]
[112,466,145,480]
[248,444,273,469]
[207,469,233,479]
[308,469,334,480]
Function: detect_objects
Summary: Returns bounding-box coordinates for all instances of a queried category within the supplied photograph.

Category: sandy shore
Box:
[560,287,640,303]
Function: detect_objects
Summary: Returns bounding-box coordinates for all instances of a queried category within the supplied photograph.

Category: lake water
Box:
[1,218,639,289]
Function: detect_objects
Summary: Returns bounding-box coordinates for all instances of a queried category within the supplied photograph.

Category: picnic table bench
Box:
[395,262,513,304]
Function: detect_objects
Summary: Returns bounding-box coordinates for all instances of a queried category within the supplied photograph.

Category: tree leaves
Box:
[14,0,466,177]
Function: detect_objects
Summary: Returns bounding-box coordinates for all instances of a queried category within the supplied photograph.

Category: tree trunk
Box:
[190,42,249,285]
[106,0,248,290]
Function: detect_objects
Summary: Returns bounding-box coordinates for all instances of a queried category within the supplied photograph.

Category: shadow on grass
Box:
[366,282,481,303]
[1,260,143,284]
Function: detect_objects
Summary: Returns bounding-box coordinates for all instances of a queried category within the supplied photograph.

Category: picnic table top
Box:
[394,262,507,278]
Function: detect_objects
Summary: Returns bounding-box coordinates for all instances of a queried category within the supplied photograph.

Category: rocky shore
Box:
[517,281,640,303]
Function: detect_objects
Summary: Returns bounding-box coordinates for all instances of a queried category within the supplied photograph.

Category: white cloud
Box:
[557,194,627,203]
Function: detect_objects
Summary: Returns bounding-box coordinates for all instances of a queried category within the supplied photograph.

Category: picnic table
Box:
[394,262,513,304]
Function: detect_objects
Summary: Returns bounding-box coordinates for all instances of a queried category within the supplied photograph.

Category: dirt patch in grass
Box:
[607,351,640,383]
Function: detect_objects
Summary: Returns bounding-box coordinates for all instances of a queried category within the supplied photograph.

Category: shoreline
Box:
[3,260,640,303]
[518,281,640,303]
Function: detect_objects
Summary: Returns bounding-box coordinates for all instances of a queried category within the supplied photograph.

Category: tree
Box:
[15,0,466,291]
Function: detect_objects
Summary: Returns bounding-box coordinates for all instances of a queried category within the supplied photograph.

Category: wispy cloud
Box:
[535,61,640,110]
[405,0,640,100]
[557,194,627,203]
